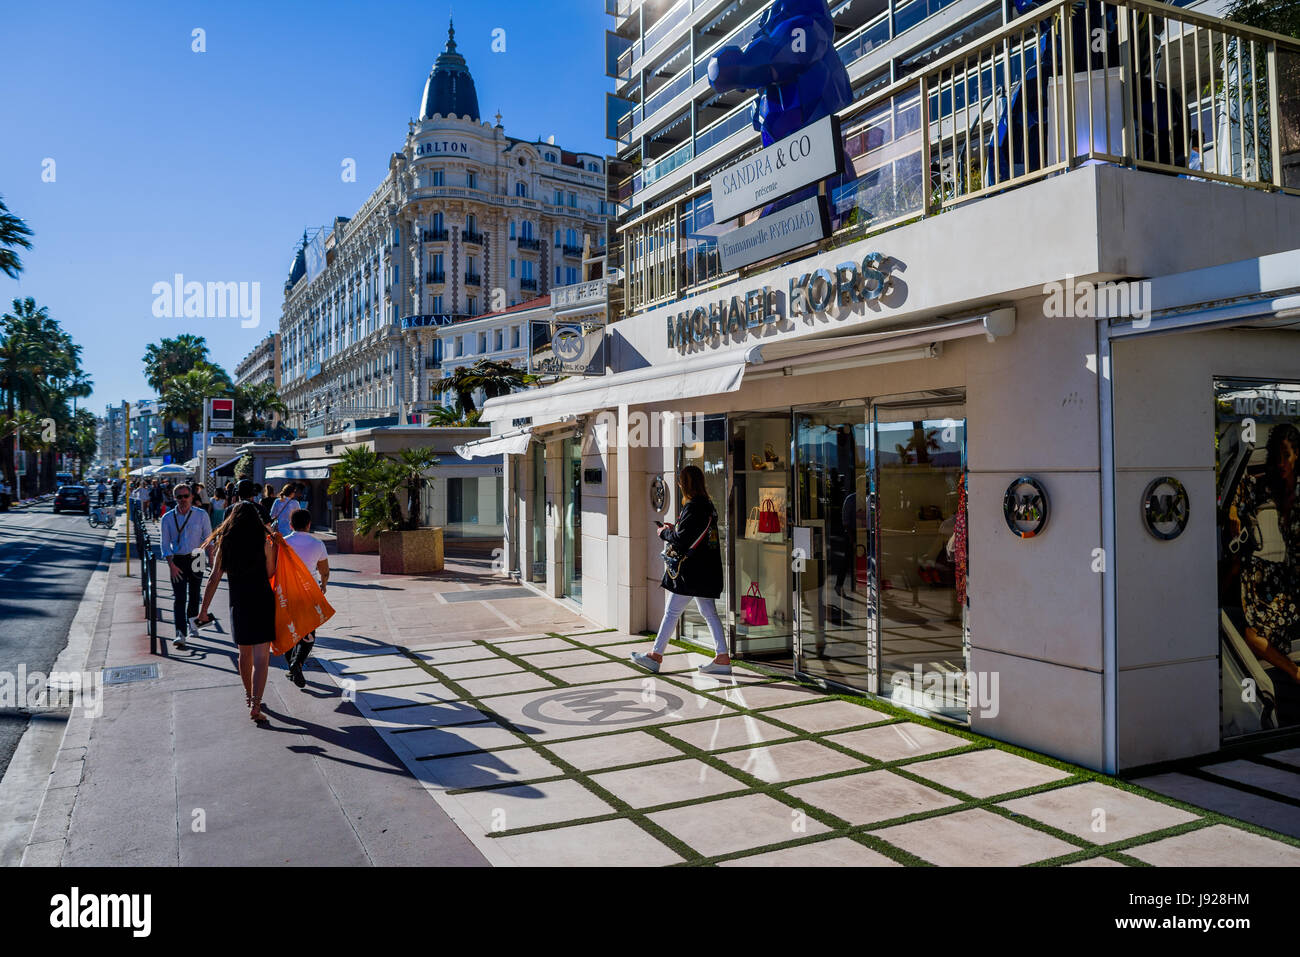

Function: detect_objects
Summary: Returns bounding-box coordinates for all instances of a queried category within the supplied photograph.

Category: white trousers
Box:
[652,591,728,658]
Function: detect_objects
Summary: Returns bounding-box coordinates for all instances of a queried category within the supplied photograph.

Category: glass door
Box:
[874,400,967,720]
[794,406,872,688]
[561,437,582,602]
[678,414,729,649]
[732,415,794,660]
[529,442,546,584]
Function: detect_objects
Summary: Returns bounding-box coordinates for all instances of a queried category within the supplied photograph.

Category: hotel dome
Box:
[420,21,479,122]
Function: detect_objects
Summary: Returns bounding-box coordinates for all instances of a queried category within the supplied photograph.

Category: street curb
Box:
[0,516,121,867]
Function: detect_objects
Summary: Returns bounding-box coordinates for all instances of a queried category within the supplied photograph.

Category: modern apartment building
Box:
[234,333,281,391]
[279,22,609,436]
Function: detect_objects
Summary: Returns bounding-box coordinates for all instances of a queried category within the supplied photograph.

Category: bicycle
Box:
[88,506,114,528]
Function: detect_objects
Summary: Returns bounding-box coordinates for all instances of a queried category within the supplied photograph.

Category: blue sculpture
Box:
[707,0,853,147]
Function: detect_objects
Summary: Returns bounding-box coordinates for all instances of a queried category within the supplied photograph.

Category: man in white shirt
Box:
[282,508,329,688]
[160,483,213,648]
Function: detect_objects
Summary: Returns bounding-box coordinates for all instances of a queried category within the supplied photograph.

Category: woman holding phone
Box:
[630,465,731,675]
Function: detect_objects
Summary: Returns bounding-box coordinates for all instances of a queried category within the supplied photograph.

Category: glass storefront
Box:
[1216,378,1300,740]
[732,415,795,660]
[561,436,582,602]
[529,442,546,584]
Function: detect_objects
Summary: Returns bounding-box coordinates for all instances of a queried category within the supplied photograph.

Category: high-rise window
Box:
[515,182,527,197]
[431,170,444,186]
[467,170,478,189]
[433,295,444,313]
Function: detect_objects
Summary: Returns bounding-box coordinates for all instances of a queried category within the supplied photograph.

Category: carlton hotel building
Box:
[278,24,608,434]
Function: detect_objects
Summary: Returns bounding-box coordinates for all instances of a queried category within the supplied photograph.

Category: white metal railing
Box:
[618,0,1300,317]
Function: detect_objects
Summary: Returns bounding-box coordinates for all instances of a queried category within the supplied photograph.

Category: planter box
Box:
[378,527,444,575]
[335,518,378,554]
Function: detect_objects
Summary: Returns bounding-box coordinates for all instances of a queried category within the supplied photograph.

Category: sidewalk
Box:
[17,522,1300,866]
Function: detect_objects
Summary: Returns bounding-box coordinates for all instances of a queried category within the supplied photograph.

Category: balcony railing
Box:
[520,278,539,291]
[463,230,485,245]
[465,272,482,286]
[517,236,541,250]
[619,0,1300,317]
[562,244,585,258]
[426,271,445,284]
[423,229,449,242]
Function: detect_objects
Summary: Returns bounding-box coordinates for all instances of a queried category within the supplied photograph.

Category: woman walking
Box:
[194,502,278,722]
[268,483,301,536]
[631,465,731,675]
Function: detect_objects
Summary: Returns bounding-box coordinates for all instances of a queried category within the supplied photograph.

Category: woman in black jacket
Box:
[631,465,731,675]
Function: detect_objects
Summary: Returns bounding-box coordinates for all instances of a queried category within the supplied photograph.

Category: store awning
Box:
[455,428,534,459]
[482,309,1014,425]
[208,455,242,477]
[264,457,342,481]
[481,349,749,424]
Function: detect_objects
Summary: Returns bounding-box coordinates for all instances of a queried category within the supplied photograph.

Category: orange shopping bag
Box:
[269,532,336,656]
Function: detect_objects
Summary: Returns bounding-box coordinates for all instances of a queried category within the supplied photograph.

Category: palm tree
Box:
[435,359,536,415]
[424,404,483,427]
[143,335,211,394]
[0,196,34,279]
[160,364,231,459]
[328,446,385,519]
[1,411,53,496]
[232,381,288,435]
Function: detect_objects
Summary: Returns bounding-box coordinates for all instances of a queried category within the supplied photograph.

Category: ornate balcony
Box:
[465,272,482,286]
[517,237,541,251]
[463,230,485,246]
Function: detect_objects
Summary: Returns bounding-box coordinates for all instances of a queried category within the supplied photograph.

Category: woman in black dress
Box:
[195,502,278,722]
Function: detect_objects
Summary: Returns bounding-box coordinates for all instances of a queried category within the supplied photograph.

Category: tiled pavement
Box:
[315,628,1300,867]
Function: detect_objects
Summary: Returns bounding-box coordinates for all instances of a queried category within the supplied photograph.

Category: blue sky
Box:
[0,0,610,414]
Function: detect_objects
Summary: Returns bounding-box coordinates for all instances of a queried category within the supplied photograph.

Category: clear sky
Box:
[0,0,610,415]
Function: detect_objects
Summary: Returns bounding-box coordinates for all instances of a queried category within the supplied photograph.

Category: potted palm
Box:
[328,446,384,553]
[354,446,444,574]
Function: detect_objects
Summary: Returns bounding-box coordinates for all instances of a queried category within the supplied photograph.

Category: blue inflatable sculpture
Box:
[707,0,853,147]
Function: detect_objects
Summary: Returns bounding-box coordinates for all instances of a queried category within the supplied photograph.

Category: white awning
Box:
[455,429,534,459]
[481,350,748,424]
[264,457,342,480]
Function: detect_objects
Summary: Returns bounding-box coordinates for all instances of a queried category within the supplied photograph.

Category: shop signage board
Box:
[709,115,842,223]
[718,195,829,273]
[528,320,606,377]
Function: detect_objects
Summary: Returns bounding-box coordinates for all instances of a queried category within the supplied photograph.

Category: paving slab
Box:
[1066,856,1128,866]
[487,636,579,655]
[760,699,889,733]
[459,671,561,698]
[999,781,1199,844]
[1125,823,1300,867]
[412,747,563,791]
[519,649,610,668]
[357,681,459,712]
[906,748,1072,798]
[591,757,750,808]
[389,721,526,759]
[366,700,494,730]
[452,777,615,833]
[552,662,642,684]
[320,654,420,675]
[1263,747,1300,768]
[434,657,524,680]
[788,769,961,825]
[715,739,864,784]
[718,682,832,710]
[874,808,1078,866]
[719,836,902,867]
[1202,759,1300,801]
[491,818,683,867]
[827,722,971,762]
[416,645,500,665]
[1134,771,1300,840]
[544,730,687,772]
[662,713,799,752]
[648,792,831,858]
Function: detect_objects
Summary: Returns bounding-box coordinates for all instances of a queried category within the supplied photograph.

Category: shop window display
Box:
[733,416,794,658]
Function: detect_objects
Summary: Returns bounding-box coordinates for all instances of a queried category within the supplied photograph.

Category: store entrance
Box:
[732,414,794,661]
[561,437,582,602]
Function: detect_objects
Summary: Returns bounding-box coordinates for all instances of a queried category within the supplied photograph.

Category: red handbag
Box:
[740,581,769,626]
[757,498,781,534]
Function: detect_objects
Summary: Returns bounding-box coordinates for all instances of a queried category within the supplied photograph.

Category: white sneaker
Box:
[698,661,733,675]
[629,652,661,674]
[173,631,188,647]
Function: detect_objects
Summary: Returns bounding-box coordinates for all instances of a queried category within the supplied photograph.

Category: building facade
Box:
[279,22,609,436]
[97,403,127,468]
[473,0,1300,774]
[234,333,281,390]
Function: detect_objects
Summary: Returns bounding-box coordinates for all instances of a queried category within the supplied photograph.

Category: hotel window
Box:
[431,212,444,233]
[433,295,444,313]
[555,265,562,283]
[432,253,444,274]
[515,182,527,197]
[568,192,576,207]
[467,170,478,189]
[510,259,516,278]
[555,189,564,205]
[566,228,577,246]
[431,170,444,186]
[554,229,562,246]
[509,220,516,238]
[494,329,503,351]
[520,220,534,239]
[565,266,578,284]
[468,296,479,315]
[466,213,477,233]
[522,260,535,280]
[510,325,520,348]
[467,255,478,274]
[478,332,487,353]
[455,335,463,356]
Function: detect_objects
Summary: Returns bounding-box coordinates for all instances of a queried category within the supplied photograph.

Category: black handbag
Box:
[663,515,713,582]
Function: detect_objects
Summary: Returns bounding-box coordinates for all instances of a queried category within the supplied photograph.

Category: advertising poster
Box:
[1216,379,1300,738]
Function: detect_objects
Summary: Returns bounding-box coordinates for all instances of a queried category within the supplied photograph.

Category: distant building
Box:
[98,403,127,467]
[234,333,280,390]
[277,20,609,436]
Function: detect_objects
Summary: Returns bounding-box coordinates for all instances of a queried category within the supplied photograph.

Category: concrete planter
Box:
[335,518,378,554]
[378,527,444,575]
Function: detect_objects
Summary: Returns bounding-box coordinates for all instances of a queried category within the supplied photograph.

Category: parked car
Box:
[53,485,90,514]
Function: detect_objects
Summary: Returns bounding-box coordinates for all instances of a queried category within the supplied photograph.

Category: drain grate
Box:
[442,588,528,603]
[102,664,159,685]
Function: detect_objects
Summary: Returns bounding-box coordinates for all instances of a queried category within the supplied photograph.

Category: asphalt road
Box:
[0,501,115,780]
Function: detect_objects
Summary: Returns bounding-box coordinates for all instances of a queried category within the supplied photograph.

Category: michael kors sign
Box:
[709,115,842,223]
